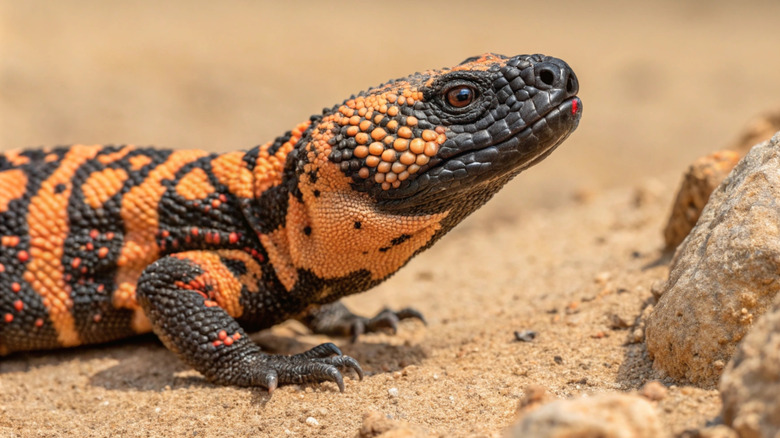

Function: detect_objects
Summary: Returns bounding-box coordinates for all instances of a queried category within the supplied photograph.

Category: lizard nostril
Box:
[539,68,555,86]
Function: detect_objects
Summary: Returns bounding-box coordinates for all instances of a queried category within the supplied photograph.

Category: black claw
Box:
[297,342,342,359]
[307,363,344,392]
[338,356,364,380]
[366,309,399,333]
[331,368,345,393]
[349,320,366,343]
[396,307,427,325]
[362,307,426,336]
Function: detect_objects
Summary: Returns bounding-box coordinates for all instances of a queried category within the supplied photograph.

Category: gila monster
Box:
[0,53,581,392]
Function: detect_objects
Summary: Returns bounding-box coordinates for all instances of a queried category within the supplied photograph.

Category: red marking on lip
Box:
[571,98,579,115]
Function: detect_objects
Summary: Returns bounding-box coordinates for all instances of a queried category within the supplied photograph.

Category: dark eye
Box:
[446,86,476,108]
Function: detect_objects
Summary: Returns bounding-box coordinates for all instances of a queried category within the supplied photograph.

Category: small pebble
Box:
[514,330,537,342]
[594,271,611,284]
[639,380,668,401]
[518,384,551,411]
[388,387,399,397]
[650,280,666,301]
[608,313,632,329]
[305,417,319,427]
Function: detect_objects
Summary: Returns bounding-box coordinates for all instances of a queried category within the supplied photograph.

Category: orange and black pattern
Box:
[0,53,582,391]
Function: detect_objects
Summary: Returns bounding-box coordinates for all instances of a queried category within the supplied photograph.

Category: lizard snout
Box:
[533,57,579,97]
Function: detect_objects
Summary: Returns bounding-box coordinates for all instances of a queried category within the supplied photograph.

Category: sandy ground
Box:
[1,1,780,436]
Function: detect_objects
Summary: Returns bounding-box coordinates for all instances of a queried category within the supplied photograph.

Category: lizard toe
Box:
[294,342,343,359]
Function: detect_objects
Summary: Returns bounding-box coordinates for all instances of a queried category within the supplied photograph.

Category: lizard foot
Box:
[302,303,427,342]
[260,342,363,393]
[347,307,427,342]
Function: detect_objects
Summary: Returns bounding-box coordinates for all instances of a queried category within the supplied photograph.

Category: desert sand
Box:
[2,1,780,436]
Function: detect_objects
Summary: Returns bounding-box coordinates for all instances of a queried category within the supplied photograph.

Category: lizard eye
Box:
[445,86,476,108]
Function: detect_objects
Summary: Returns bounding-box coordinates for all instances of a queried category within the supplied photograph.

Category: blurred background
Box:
[2,0,779,211]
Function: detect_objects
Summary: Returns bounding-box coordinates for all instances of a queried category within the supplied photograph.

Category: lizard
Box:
[0,53,581,392]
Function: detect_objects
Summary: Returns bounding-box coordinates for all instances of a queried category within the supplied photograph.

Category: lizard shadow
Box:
[0,333,161,373]
[251,328,428,372]
[0,334,202,389]
[1,328,426,394]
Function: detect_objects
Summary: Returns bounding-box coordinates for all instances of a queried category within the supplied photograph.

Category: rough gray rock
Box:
[646,132,780,388]
[507,393,666,438]
[720,293,780,438]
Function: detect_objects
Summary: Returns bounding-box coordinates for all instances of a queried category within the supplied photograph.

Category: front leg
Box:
[136,251,362,392]
[300,301,426,342]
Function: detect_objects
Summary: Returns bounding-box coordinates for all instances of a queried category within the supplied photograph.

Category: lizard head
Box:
[242,54,581,293]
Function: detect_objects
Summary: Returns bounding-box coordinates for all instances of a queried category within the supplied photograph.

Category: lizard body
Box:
[0,53,581,391]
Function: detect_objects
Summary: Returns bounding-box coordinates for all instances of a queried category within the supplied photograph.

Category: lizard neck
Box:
[243,116,451,300]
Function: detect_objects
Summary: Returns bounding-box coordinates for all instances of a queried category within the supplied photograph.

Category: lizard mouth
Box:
[378,96,582,209]
[503,96,582,171]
